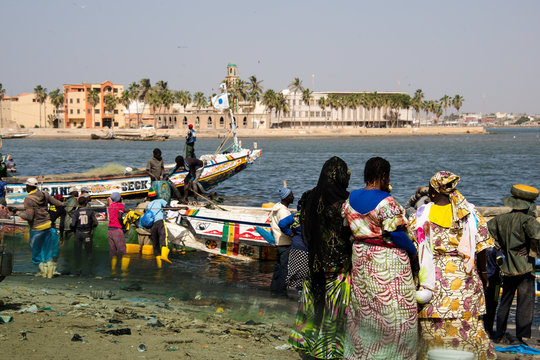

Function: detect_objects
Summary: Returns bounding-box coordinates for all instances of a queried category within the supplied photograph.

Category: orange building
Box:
[63,81,124,128]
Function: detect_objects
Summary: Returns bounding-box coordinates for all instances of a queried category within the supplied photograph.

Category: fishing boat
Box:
[1,132,34,139]
[4,147,261,206]
[165,204,277,261]
[90,131,169,141]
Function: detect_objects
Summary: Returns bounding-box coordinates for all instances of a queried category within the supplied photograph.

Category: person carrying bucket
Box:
[145,188,171,268]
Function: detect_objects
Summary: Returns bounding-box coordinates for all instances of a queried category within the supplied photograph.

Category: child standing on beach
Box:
[70,196,98,276]
[107,192,128,275]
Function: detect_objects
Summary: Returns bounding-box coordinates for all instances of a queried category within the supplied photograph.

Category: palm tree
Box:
[120,90,131,127]
[261,89,277,126]
[275,92,289,126]
[48,88,64,128]
[103,94,119,129]
[161,89,174,128]
[87,88,100,128]
[301,88,313,128]
[138,78,151,127]
[411,89,424,127]
[175,90,191,111]
[193,91,207,110]
[318,97,327,128]
[288,77,303,128]
[453,95,464,119]
[147,90,161,128]
[440,95,451,124]
[247,75,263,99]
[34,85,47,128]
[0,83,6,128]
[126,82,140,127]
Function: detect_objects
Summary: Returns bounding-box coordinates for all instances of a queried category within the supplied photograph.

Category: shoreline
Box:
[0,126,491,140]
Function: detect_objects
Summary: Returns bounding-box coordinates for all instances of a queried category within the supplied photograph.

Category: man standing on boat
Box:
[17,177,64,278]
[488,184,540,345]
[146,148,164,182]
[185,124,196,158]
[169,155,204,204]
[270,187,294,297]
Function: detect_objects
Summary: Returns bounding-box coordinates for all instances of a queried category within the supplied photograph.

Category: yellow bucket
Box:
[141,244,154,255]
[261,202,275,209]
[125,243,140,254]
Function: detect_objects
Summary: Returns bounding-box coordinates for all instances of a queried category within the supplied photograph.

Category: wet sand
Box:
[1,273,539,359]
[0,274,300,360]
[3,126,487,140]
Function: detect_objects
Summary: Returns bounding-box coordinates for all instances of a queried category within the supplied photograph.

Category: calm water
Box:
[2,128,539,327]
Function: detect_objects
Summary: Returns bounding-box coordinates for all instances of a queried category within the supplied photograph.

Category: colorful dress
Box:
[288,156,352,359]
[342,189,417,360]
[408,197,496,359]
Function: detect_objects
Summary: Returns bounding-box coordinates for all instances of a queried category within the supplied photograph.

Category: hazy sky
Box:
[2,0,539,114]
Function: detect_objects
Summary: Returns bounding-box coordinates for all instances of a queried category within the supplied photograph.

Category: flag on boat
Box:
[212,93,229,110]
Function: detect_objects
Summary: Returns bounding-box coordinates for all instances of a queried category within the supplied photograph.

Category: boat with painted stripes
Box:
[3,147,261,206]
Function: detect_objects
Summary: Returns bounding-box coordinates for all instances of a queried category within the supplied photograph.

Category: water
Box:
[1,128,539,327]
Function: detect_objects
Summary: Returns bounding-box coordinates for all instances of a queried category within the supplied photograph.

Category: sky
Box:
[1,0,539,114]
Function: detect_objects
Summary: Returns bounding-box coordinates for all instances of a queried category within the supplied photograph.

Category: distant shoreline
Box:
[0,126,493,140]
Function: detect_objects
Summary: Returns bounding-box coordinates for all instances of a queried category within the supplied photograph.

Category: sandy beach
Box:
[1,126,488,140]
[0,274,300,360]
[1,273,539,359]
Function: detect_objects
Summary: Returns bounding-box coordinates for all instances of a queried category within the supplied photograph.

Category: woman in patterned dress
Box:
[408,171,496,359]
[342,156,418,359]
[288,156,352,359]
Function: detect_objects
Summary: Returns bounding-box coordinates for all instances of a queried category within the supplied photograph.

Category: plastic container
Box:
[427,349,474,360]
[125,243,141,254]
[141,244,154,255]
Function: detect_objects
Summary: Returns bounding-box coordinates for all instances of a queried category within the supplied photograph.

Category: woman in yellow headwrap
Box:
[408,171,496,359]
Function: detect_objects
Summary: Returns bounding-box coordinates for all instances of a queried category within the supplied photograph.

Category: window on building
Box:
[77,98,80,103]
[208,117,212,127]
[70,109,73,114]
[243,117,247,127]
[77,109,80,114]
[114,110,118,114]
[70,99,73,104]
[113,88,118,93]
[88,109,91,114]
[183,116,187,125]
[95,109,100,114]
[219,117,224,127]
[95,122,100,127]
[174,117,177,124]
[196,116,200,126]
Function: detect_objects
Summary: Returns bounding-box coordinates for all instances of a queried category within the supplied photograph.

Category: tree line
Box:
[0,80,465,129]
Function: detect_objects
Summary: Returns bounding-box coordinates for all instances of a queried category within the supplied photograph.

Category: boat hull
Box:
[4,149,262,205]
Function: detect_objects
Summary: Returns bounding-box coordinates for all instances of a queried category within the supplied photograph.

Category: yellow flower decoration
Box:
[445,261,458,273]
[434,335,444,345]
[449,299,460,311]
[450,278,462,290]
[444,322,458,337]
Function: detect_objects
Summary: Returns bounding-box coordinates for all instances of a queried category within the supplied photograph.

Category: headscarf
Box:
[302,156,351,325]
[430,171,472,230]
[430,171,476,272]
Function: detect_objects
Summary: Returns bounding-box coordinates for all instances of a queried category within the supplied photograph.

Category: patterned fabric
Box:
[344,243,417,360]
[429,170,460,195]
[342,192,407,243]
[287,248,309,290]
[342,193,417,359]
[418,317,496,360]
[289,271,351,359]
[408,195,495,359]
[107,227,126,258]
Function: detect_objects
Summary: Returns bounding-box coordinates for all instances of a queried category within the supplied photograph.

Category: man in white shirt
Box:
[270,187,294,296]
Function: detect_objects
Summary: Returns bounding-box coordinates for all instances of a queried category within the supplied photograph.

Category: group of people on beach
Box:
[269,156,539,359]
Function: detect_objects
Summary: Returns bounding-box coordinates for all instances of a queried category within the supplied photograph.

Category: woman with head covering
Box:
[342,157,417,359]
[288,156,352,359]
[408,171,496,359]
